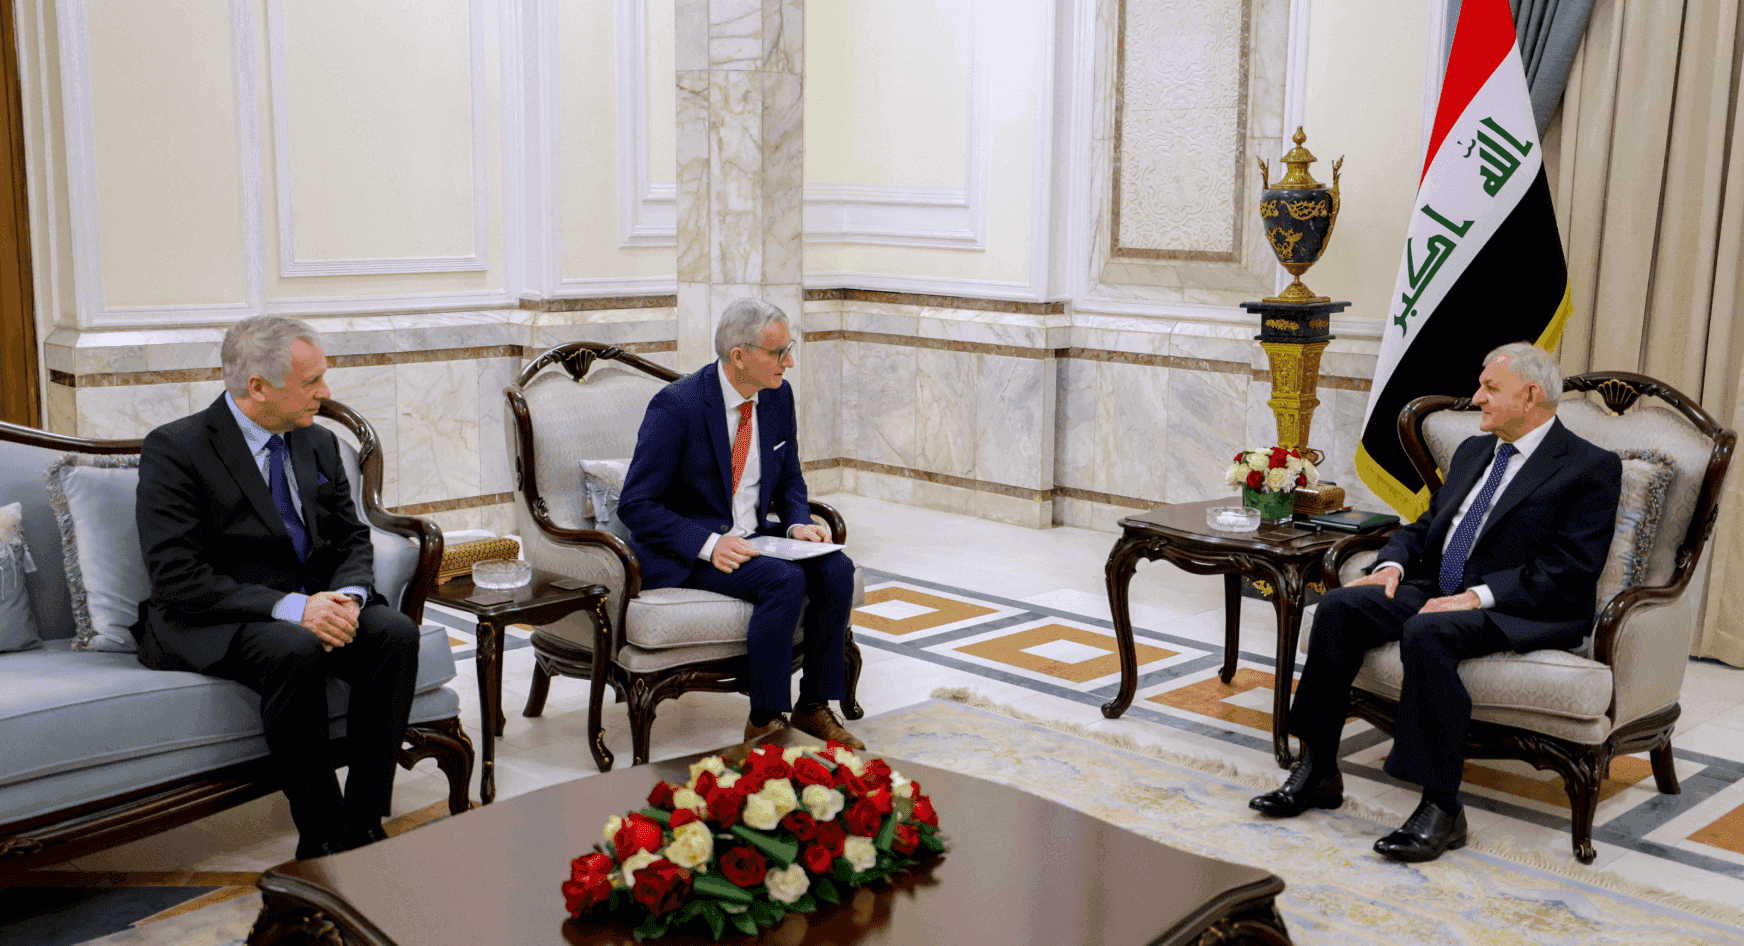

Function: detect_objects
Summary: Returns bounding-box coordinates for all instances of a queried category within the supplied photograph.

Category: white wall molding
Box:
[556,275,679,296]
[499,0,531,301]
[803,272,1038,301]
[265,0,491,277]
[1276,0,1313,296]
[616,0,675,247]
[54,0,104,327]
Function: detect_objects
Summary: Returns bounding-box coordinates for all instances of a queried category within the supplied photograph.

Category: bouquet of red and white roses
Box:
[561,741,945,941]
[1226,446,1319,494]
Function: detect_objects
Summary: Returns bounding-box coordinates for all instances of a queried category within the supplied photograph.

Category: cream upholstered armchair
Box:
[1322,371,1735,863]
[502,342,864,772]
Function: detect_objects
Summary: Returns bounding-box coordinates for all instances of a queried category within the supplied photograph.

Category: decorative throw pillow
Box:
[1593,449,1675,616]
[580,459,633,542]
[0,502,43,652]
[45,454,148,652]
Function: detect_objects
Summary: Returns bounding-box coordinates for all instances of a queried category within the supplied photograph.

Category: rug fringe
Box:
[929,686,1744,929]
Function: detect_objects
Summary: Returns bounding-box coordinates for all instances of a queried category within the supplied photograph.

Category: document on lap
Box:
[746,535,844,560]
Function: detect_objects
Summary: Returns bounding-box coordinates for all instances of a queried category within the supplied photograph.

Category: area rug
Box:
[855,694,1744,946]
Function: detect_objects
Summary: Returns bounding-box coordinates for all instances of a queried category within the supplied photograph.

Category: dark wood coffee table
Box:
[248,731,1293,946]
[1104,498,1395,768]
[427,569,609,803]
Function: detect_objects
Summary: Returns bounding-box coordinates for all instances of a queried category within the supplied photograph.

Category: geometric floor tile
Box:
[852,586,998,636]
[1692,800,1744,856]
[1145,667,1290,733]
[952,623,1175,683]
[1462,755,1656,809]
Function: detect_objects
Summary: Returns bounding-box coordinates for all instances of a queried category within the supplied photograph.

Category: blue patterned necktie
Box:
[1438,442,1517,595]
[266,435,310,562]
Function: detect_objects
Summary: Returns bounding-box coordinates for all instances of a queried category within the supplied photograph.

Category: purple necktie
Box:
[266,435,309,562]
[1438,442,1516,595]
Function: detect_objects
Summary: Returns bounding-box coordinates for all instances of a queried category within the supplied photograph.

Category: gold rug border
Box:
[929,686,1744,929]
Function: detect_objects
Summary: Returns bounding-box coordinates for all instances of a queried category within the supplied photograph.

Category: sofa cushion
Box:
[1594,450,1673,613]
[44,454,147,653]
[580,458,632,542]
[621,568,867,650]
[0,502,43,652]
[1354,644,1613,744]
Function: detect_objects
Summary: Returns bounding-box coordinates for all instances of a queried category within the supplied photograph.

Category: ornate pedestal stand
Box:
[1239,299,1348,466]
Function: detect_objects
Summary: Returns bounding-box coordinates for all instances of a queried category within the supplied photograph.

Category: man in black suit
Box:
[617,298,861,749]
[1250,342,1621,862]
[133,315,419,860]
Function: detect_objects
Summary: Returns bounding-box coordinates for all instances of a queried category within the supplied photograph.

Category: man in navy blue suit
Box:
[617,299,862,749]
[1249,342,1620,863]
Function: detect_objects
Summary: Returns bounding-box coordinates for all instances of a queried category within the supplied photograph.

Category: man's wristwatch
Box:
[343,592,365,610]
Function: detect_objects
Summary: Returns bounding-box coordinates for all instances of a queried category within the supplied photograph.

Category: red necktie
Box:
[730,400,754,494]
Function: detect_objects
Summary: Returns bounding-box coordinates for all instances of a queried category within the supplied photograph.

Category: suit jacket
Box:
[618,363,812,590]
[133,395,376,671]
[1373,416,1621,650]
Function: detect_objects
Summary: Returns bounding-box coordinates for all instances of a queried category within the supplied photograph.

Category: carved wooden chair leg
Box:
[1650,741,1682,794]
[1563,763,1601,865]
[841,633,865,720]
[398,717,476,815]
[629,679,659,767]
[523,657,553,718]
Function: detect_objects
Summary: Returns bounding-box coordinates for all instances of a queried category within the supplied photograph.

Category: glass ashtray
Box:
[472,559,532,589]
[1206,506,1261,533]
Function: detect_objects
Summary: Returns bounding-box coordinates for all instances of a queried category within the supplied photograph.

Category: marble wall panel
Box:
[763,0,802,74]
[45,383,75,435]
[912,308,1051,349]
[390,312,512,353]
[1163,366,1248,504]
[913,347,976,478]
[1054,358,1100,491]
[799,299,842,333]
[845,468,914,508]
[143,333,222,372]
[325,364,400,506]
[840,302,920,337]
[676,71,712,283]
[840,340,916,469]
[804,465,841,497]
[477,357,520,496]
[76,384,189,439]
[797,338,839,463]
[1072,316,1172,357]
[1094,360,1171,503]
[1123,0,1244,107]
[967,489,1050,530]
[974,355,1052,490]
[73,334,150,374]
[676,0,708,71]
[188,380,229,415]
[307,316,399,357]
[1167,323,1254,364]
[761,72,803,285]
[1053,495,1141,534]
[710,71,763,284]
[530,314,678,352]
[395,360,479,506]
[909,477,971,517]
[677,282,713,370]
[1118,107,1242,254]
[708,0,763,69]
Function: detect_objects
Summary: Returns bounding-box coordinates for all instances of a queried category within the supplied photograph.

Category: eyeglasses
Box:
[745,342,795,360]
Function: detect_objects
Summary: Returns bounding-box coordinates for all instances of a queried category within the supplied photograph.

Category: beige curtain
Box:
[1546,0,1744,665]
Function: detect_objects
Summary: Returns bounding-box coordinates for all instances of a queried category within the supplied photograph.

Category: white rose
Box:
[802,783,845,821]
[764,863,811,904]
[843,836,878,872]
[715,771,740,790]
[688,755,728,788]
[1284,455,1303,474]
[1265,467,1292,491]
[1247,452,1269,472]
[604,815,624,848]
[619,850,659,885]
[663,821,714,871]
[742,792,781,830]
[671,787,709,817]
[782,747,808,764]
[761,778,800,819]
[1225,462,1251,488]
[829,748,866,777]
[1301,458,1319,484]
[890,772,913,798]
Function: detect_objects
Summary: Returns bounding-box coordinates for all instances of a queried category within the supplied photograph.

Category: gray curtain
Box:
[1444,0,1599,136]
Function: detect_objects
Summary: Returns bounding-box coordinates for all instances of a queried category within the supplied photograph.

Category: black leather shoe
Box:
[1249,764,1343,817]
[1374,800,1467,862]
[295,834,347,860]
[343,822,390,851]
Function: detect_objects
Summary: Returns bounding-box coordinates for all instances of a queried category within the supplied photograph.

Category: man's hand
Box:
[711,535,760,573]
[790,523,829,543]
[302,591,360,648]
[1418,590,1481,613]
[1348,567,1400,598]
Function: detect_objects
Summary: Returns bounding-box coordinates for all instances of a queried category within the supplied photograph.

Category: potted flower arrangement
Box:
[561,741,946,941]
[1226,446,1319,522]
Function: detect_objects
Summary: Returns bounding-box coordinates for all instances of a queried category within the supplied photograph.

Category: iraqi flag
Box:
[1354,0,1571,520]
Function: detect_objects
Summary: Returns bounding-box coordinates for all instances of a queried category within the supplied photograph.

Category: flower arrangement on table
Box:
[561,741,946,941]
[1226,446,1320,521]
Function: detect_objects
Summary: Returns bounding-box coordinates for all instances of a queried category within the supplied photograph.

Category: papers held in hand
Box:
[747,535,845,560]
[1301,509,1401,532]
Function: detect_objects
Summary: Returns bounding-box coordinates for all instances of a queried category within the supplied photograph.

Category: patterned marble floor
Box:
[12,493,1744,944]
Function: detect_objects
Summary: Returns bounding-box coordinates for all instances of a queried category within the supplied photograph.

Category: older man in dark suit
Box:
[132,315,419,860]
[617,298,861,749]
[1249,342,1621,862]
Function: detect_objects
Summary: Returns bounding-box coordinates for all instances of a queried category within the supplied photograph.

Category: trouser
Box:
[679,550,855,713]
[207,604,420,841]
[1287,582,1512,794]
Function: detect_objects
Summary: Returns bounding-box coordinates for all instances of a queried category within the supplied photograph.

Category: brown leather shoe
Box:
[790,704,864,750]
[744,714,790,742]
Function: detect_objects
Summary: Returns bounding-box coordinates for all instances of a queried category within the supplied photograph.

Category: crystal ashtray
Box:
[1206,506,1262,533]
[472,559,532,589]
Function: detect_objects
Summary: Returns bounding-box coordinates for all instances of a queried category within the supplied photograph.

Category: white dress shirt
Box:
[1374,416,1556,608]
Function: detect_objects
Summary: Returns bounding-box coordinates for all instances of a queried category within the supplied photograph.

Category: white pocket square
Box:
[774,441,787,452]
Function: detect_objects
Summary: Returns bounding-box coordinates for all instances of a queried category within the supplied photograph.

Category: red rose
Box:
[613,813,664,860]
[835,767,871,797]
[735,772,767,795]
[801,842,835,874]
[1269,447,1286,467]
[744,746,792,782]
[782,810,820,841]
[1233,451,1244,462]
[862,785,893,815]
[694,771,718,797]
[844,798,883,838]
[863,759,893,789]
[571,852,614,880]
[911,795,938,827]
[791,757,834,788]
[815,820,846,858]
[705,785,743,828]
[647,781,675,809]
[1245,469,1264,489]
[630,858,691,916]
[669,808,699,829]
[892,824,919,856]
[717,845,768,887]
[1295,473,1307,487]
[562,871,614,916]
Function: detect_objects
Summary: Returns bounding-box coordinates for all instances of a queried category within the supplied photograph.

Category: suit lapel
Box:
[288,428,320,548]
[205,397,288,542]
[700,363,734,499]
[1476,418,1567,545]
[756,391,778,518]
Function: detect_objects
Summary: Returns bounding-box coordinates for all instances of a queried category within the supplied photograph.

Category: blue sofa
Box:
[0,401,472,874]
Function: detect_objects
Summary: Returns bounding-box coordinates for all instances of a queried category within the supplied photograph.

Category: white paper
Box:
[747,535,845,561]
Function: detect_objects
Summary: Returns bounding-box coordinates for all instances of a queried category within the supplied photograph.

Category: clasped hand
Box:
[710,524,830,573]
[1346,569,1479,613]
[301,590,361,649]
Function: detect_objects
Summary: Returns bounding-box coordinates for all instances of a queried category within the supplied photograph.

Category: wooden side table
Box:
[1103,498,1392,768]
[426,570,608,803]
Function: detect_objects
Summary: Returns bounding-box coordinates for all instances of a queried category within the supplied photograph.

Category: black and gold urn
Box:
[1257,127,1342,305]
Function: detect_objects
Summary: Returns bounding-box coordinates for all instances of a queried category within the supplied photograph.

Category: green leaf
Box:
[832,860,853,882]
[874,810,899,851]
[676,901,701,923]
[921,833,945,853]
[728,824,799,867]
[699,902,726,940]
[790,893,818,913]
[692,872,756,904]
[815,877,841,904]
[635,911,671,940]
[747,900,775,926]
[731,912,758,936]
[640,807,671,824]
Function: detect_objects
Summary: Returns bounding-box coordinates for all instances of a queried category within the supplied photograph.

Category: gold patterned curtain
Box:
[1545,0,1744,665]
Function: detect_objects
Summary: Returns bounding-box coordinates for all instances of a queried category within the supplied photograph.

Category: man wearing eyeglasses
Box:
[618,298,862,749]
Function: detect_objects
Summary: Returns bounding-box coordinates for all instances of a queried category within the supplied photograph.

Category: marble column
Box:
[675,0,804,372]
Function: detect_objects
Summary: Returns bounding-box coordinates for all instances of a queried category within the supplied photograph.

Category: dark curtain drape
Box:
[1444,0,1599,136]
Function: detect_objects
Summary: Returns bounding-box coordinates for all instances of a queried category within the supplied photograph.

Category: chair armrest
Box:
[808,500,847,544]
[1319,529,1396,589]
[531,522,643,643]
